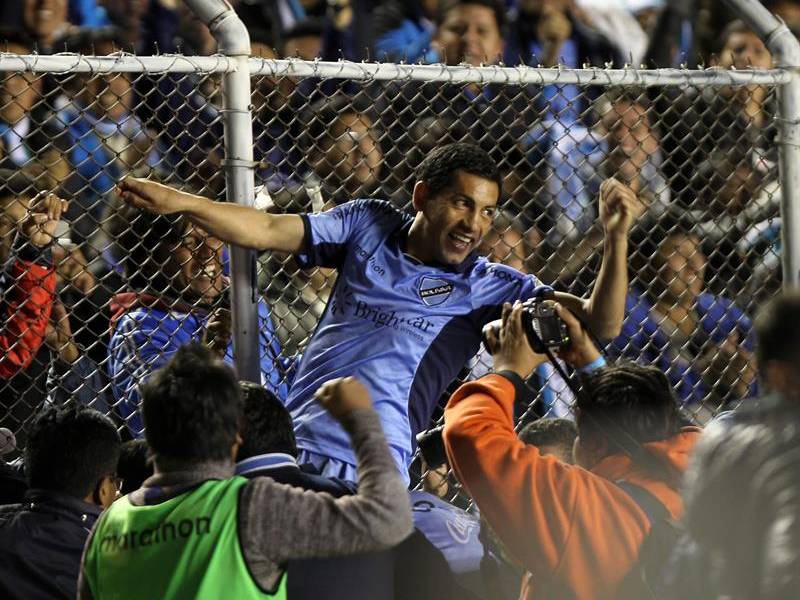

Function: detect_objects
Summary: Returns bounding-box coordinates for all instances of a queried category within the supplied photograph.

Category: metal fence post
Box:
[183,0,261,382]
[724,0,800,289]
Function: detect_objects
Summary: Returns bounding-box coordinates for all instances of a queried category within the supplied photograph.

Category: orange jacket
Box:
[443,373,701,600]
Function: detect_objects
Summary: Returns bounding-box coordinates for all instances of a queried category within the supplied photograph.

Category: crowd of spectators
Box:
[0,0,795,597]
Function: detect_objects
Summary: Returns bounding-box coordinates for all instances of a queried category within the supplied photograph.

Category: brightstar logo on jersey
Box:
[418,277,454,307]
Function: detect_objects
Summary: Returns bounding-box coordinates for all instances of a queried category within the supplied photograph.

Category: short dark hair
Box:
[416,143,502,197]
[25,403,121,498]
[117,439,153,495]
[117,204,187,294]
[519,418,577,453]
[236,381,298,461]
[629,208,702,290]
[302,94,377,153]
[755,292,800,368]
[577,364,681,452]
[718,20,753,52]
[142,343,242,464]
[436,0,506,34]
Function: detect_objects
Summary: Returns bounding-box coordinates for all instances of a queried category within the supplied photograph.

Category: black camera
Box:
[482,297,570,354]
[416,425,447,469]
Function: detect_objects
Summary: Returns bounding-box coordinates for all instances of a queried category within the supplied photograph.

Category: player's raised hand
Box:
[315,376,373,421]
[599,178,644,238]
[117,176,188,215]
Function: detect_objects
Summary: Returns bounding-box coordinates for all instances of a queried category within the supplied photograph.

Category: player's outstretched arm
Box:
[554,178,642,339]
[117,176,306,253]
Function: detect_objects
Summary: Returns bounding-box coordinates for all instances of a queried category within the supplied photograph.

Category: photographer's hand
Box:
[554,303,602,369]
[488,302,548,379]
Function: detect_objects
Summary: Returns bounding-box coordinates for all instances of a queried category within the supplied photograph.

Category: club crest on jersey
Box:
[418,277,454,307]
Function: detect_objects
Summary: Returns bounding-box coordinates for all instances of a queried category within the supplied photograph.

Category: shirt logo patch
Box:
[418,277,454,307]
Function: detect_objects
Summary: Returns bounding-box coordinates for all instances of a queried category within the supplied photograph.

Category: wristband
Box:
[577,356,607,374]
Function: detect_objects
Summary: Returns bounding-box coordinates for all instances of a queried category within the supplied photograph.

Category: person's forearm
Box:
[585,234,627,339]
[178,194,274,250]
[242,409,412,564]
[176,193,306,253]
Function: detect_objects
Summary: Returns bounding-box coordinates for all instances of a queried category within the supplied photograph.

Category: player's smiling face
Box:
[412,170,499,266]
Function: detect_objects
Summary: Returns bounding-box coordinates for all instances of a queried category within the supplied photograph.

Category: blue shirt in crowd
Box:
[108,297,290,436]
[287,199,545,478]
[608,289,756,405]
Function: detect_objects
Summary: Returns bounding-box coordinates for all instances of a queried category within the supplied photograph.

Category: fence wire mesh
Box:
[0,54,783,489]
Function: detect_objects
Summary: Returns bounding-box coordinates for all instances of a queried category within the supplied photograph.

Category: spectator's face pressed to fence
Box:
[602,100,658,186]
[412,170,499,266]
[82,42,133,121]
[436,4,504,66]
[315,111,381,195]
[721,30,772,70]
[0,43,41,126]
[718,162,759,216]
[480,225,526,272]
[169,224,225,304]
[657,233,706,303]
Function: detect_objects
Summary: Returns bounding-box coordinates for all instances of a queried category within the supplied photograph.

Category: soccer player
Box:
[117,143,638,482]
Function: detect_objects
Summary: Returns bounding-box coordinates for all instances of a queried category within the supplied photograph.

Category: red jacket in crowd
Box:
[0,258,55,378]
[443,374,701,600]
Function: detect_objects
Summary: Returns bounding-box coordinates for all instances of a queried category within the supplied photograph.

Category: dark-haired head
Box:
[718,20,771,69]
[25,403,121,503]
[629,210,706,303]
[755,292,800,401]
[117,204,225,306]
[142,343,241,466]
[519,418,577,464]
[117,439,153,495]
[416,143,501,198]
[236,382,298,462]
[410,143,501,267]
[303,94,382,197]
[435,0,506,66]
[575,364,681,468]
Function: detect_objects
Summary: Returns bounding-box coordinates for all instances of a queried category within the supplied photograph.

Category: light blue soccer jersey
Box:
[287,199,543,475]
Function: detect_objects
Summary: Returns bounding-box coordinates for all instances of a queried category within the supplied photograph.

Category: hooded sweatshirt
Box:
[443,373,700,600]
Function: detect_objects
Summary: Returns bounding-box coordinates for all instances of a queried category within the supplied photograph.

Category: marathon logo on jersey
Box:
[418,277,454,307]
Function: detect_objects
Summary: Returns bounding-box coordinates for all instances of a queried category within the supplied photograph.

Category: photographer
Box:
[443,301,701,600]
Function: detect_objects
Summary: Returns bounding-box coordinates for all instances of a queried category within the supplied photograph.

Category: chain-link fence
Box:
[0,48,791,477]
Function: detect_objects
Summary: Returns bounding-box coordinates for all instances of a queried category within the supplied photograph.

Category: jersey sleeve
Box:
[297,199,390,269]
[484,263,546,304]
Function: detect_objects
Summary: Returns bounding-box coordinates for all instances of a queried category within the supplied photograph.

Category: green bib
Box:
[84,477,286,599]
